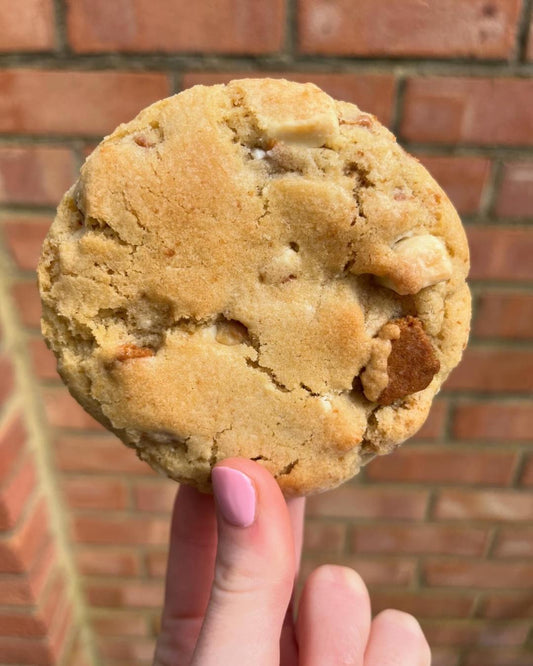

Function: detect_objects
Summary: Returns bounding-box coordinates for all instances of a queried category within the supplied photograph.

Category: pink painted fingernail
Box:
[212,467,256,528]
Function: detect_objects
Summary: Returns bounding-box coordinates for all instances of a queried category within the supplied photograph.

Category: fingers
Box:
[191,458,297,666]
[296,565,371,666]
[153,485,217,666]
[364,609,431,666]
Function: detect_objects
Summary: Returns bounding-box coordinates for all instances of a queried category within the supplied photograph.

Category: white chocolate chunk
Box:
[260,246,302,284]
[377,235,453,295]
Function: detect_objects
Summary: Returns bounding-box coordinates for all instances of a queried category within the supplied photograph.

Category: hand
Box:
[154,458,431,665]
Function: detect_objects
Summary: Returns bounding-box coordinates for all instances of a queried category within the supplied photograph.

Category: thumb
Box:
[190,458,297,666]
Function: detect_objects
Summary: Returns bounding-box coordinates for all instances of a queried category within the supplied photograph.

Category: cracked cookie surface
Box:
[38,78,471,496]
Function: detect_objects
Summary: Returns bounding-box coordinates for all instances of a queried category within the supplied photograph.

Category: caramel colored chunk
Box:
[116,344,155,361]
[378,316,440,405]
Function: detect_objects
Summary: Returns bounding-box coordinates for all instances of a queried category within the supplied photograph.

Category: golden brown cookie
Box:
[38,78,471,496]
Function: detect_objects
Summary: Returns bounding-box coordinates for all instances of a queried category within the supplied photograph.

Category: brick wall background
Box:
[0,1,532,665]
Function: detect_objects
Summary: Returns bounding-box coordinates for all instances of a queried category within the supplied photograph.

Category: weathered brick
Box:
[85,580,164,608]
[424,558,533,589]
[90,610,148,637]
[495,162,533,217]
[42,387,105,430]
[422,620,530,647]
[444,347,533,392]
[0,458,37,531]
[145,549,168,578]
[366,447,515,485]
[0,353,15,410]
[303,520,346,553]
[350,524,488,556]
[306,485,428,520]
[402,78,533,145]
[464,649,533,666]
[62,477,129,510]
[492,528,533,558]
[0,147,74,205]
[0,540,55,606]
[416,155,491,215]
[0,636,55,665]
[454,402,532,440]
[0,0,55,51]
[67,0,285,54]
[474,292,533,340]
[29,338,58,381]
[0,412,26,484]
[412,399,447,441]
[73,515,169,545]
[0,70,170,136]
[11,282,42,329]
[298,0,521,58]
[370,590,474,619]
[0,499,48,573]
[182,72,396,126]
[300,556,416,586]
[0,610,47,638]
[434,489,533,522]
[468,227,533,281]
[53,435,153,474]
[2,217,52,271]
[133,481,176,513]
[76,547,140,577]
[478,592,533,619]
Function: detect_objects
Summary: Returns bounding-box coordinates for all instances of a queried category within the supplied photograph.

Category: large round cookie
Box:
[38,78,470,496]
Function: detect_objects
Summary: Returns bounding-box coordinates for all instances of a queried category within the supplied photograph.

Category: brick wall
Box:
[0,1,532,664]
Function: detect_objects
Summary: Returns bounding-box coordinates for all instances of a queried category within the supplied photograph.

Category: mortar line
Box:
[0,250,100,663]
[390,74,406,137]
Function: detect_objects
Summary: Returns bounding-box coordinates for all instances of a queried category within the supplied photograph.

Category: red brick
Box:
[0,636,55,665]
[85,580,164,608]
[67,0,285,54]
[11,281,42,329]
[29,338,58,381]
[73,515,169,545]
[424,558,533,589]
[133,481,176,513]
[62,477,129,510]
[521,455,533,486]
[492,528,533,558]
[431,648,460,666]
[416,155,490,215]
[0,499,48,573]
[0,0,55,51]
[97,636,154,661]
[529,19,533,60]
[2,217,52,271]
[0,69,170,136]
[465,649,533,666]
[478,593,533,619]
[76,547,140,577]
[0,412,26,484]
[300,556,416,586]
[422,620,530,647]
[445,347,533,393]
[0,147,74,205]
[402,78,533,146]
[454,402,532,441]
[145,549,167,578]
[298,0,521,58]
[306,485,428,520]
[474,292,533,340]
[303,520,346,553]
[0,457,37,531]
[0,540,55,605]
[370,590,474,619]
[90,611,148,637]
[0,353,15,410]
[412,399,448,441]
[434,489,533,522]
[366,447,515,485]
[495,162,533,217]
[182,72,396,126]
[42,387,105,430]
[468,227,533,281]
[53,435,153,474]
[0,610,47,638]
[350,524,488,557]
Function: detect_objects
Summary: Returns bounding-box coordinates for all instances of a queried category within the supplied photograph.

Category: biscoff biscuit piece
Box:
[38,78,470,495]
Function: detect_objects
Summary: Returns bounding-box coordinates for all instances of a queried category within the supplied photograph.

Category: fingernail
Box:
[212,467,256,528]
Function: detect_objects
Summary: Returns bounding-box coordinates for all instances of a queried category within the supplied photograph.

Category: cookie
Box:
[38,78,471,496]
